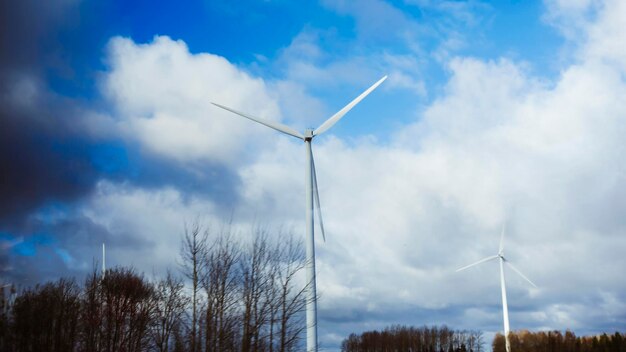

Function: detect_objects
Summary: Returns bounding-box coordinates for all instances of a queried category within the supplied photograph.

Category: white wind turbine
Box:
[456,226,536,352]
[211,75,387,352]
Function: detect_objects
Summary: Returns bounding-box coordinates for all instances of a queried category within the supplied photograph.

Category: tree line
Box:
[492,330,626,352]
[341,325,484,352]
[0,224,309,352]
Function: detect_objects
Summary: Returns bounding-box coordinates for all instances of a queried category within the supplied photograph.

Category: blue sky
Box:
[2,0,626,350]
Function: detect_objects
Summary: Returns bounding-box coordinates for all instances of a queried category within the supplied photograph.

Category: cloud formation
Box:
[3,0,626,350]
[0,0,99,227]
[103,36,282,165]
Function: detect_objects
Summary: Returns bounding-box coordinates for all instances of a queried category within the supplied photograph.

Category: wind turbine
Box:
[211,75,387,352]
[456,226,536,352]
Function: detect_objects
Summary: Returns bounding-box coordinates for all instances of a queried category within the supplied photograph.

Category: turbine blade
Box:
[211,102,304,139]
[313,75,387,136]
[456,255,499,272]
[499,224,506,254]
[310,147,326,242]
[504,260,537,288]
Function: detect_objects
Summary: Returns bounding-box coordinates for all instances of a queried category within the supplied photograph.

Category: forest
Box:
[492,330,626,352]
[0,224,308,352]
[341,327,626,352]
[340,325,484,352]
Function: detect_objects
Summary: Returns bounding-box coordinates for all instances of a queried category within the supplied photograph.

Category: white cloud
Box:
[583,0,626,70]
[102,36,282,165]
[81,180,220,274]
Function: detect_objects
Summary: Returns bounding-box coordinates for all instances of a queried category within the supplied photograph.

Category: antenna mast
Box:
[102,243,106,278]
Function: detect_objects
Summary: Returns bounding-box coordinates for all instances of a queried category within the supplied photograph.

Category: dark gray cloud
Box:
[0,90,96,225]
[0,0,73,73]
[0,0,92,224]
[0,0,102,283]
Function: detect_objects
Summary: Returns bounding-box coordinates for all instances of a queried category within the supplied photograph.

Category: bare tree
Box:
[207,226,241,351]
[152,271,189,352]
[81,268,104,352]
[0,283,15,351]
[180,222,209,352]
[264,240,283,352]
[11,278,81,352]
[169,321,186,352]
[274,234,307,352]
[468,330,483,352]
[99,267,155,352]
[240,228,275,352]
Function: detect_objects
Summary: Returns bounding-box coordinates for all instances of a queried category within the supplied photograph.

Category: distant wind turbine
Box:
[211,75,387,352]
[456,225,536,352]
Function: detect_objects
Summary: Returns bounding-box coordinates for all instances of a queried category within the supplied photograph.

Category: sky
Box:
[1,0,626,350]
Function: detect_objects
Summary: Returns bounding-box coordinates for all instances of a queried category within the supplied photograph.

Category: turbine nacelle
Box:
[304,129,314,141]
[456,227,536,287]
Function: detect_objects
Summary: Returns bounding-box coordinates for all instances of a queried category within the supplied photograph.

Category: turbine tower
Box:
[456,226,536,352]
[212,75,387,352]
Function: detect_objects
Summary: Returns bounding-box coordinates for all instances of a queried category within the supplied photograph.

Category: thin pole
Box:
[304,136,318,352]
[499,257,510,352]
[102,243,106,278]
